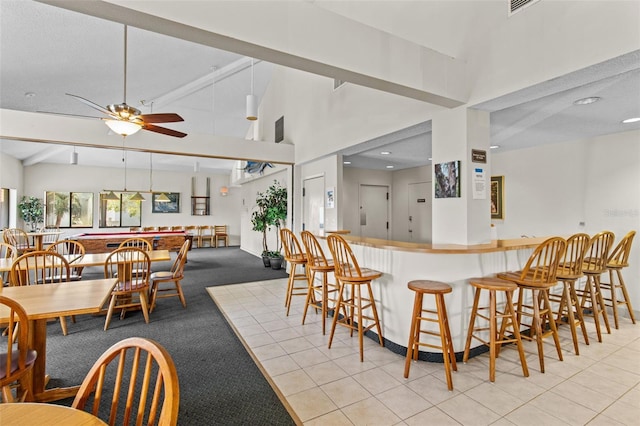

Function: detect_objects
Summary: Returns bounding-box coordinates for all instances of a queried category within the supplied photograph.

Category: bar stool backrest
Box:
[607,230,635,268]
[517,236,566,286]
[583,231,615,273]
[280,228,305,261]
[557,233,590,278]
[327,234,363,280]
[300,231,331,268]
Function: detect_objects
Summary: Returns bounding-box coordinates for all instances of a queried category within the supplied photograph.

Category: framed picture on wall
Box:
[491,176,504,219]
[434,160,461,198]
[152,192,180,213]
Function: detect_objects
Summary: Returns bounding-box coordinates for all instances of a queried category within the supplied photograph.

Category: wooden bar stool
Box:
[300,231,341,334]
[498,236,566,373]
[327,234,384,362]
[280,228,309,316]
[404,280,457,391]
[548,233,590,355]
[578,231,614,342]
[463,277,529,382]
[601,230,636,329]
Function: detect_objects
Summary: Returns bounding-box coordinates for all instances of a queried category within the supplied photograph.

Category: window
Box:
[45,192,93,228]
[99,192,142,228]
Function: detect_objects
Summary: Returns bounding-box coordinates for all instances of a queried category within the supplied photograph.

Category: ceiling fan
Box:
[67,25,187,139]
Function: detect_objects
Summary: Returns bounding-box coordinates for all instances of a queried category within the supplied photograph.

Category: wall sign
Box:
[472,149,487,163]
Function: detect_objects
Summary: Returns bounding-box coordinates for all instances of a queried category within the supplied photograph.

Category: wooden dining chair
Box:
[1,242,17,285]
[46,240,86,281]
[41,226,60,248]
[171,226,185,231]
[149,239,190,312]
[119,237,152,251]
[157,226,170,231]
[498,236,567,373]
[0,295,38,403]
[214,225,229,248]
[2,228,35,255]
[103,247,151,330]
[10,250,72,336]
[198,225,214,248]
[72,337,179,426]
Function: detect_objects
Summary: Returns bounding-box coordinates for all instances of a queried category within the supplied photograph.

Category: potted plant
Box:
[18,196,44,231]
[251,180,287,268]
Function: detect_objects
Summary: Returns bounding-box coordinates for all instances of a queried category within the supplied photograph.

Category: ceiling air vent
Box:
[509,0,540,15]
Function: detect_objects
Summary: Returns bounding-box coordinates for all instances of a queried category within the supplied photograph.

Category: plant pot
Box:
[262,255,271,268]
[269,256,283,270]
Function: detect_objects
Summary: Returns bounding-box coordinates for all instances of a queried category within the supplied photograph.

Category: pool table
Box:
[71,231,192,254]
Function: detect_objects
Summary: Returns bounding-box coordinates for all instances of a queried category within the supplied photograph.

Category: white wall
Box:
[239,168,289,257]
[296,155,342,233]
[0,151,23,194]
[391,165,432,242]
[21,163,242,244]
[342,167,393,238]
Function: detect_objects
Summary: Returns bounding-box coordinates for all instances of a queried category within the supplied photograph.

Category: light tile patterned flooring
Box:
[208,278,640,425]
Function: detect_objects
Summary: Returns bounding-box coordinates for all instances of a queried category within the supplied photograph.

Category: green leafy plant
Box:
[250,180,287,257]
[18,196,44,231]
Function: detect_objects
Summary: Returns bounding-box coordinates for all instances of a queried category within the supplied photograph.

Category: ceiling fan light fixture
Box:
[129,192,146,202]
[105,119,142,137]
[155,192,171,202]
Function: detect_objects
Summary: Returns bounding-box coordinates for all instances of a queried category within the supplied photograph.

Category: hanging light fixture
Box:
[104,25,142,137]
[245,58,258,121]
[103,191,119,201]
[121,142,145,202]
[70,147,78,165]
[149,152,170,202]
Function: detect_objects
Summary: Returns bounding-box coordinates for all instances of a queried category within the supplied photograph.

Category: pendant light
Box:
[149,152,170,202]
[70,147,78,165]
[245,58,258,120]
[104,191,119,201]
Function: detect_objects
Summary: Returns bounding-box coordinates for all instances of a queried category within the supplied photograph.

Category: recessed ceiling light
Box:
[573,96,601,105]
[380,151,391,155]
[24,92,36,98]
[428,157,432,161]
[490,145,500,149]
[386,165,394,169]
[622,117,640,124]
[343,161,351,165]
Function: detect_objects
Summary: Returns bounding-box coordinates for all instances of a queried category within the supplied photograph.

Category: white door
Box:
[302,176,324,234]
[360,184,389,239]
[408,182,432,243]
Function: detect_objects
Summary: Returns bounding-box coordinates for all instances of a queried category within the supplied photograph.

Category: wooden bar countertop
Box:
[317,233,550,254]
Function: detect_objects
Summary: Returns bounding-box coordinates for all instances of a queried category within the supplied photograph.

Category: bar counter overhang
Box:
[315,234,551,358]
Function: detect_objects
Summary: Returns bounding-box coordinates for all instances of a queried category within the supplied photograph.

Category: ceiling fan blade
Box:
[66,93,113,116]
[37,110,103,120]
[142,123,187,138]
[139,113,184,123]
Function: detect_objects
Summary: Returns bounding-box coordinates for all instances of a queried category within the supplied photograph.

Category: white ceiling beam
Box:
[22,144,69,166]
[142,57,260,109]
[38,0,467,108]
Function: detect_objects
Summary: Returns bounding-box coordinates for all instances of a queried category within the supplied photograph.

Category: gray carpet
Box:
[44,246,295,425]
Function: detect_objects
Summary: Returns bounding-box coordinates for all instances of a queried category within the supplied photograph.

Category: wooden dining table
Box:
[0,249,172,272]
[0,279,117,402]
[0,402,107,425]
[26,230,63,250]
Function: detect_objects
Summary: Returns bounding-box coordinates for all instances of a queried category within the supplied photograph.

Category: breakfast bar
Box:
[317,234,551,355]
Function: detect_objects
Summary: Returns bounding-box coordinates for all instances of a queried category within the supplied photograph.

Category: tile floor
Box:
[207,278,640,426]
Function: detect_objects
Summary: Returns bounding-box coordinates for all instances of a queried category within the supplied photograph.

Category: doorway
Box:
[360,184,389,239]
[408,182,431,243]
[302,175,324,234]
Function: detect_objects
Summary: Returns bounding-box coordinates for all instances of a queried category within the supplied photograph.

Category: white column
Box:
[431,107,491,245]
